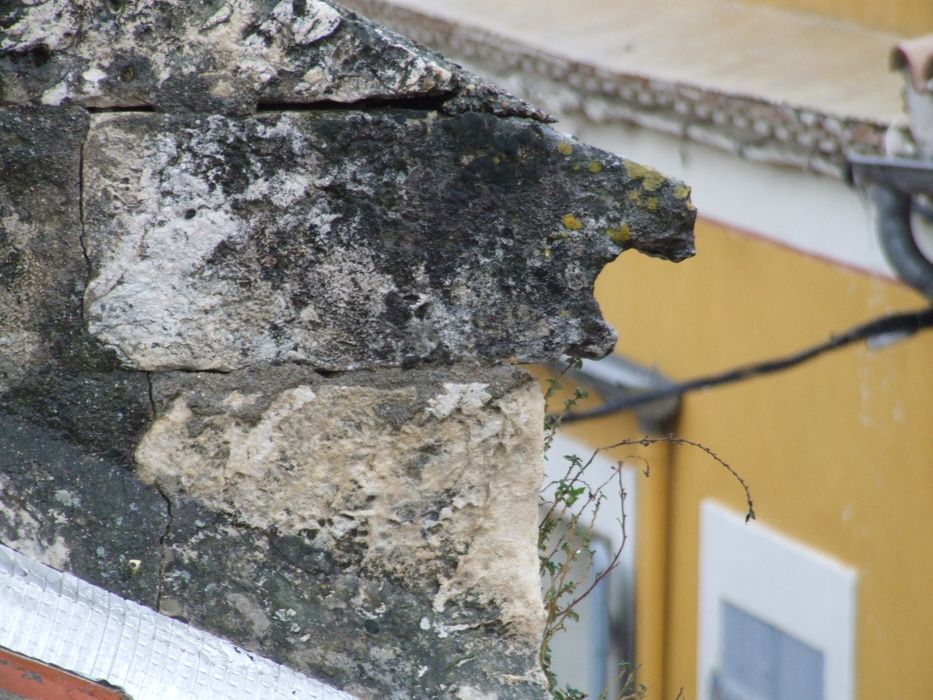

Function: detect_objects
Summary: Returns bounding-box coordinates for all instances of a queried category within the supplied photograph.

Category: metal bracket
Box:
[847,154,933,300]
[846,154,933,193]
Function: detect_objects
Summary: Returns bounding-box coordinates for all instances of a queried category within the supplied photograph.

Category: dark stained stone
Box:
[83,109,695,371]
[0,105,151,459]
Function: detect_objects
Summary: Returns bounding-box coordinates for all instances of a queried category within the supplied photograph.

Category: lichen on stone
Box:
[606,223,633,244]
[625,160,666,192]
[561,213,583,231]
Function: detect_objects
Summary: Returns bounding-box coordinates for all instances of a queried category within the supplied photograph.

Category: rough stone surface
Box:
[83,109,694,371]
[0,106,152,459]
[142,364,548,698]
[0,366,549,699]
[160,496,550,699]
[1,2,697,697]
[0,412,167,604]
[0,0,545,119]
[0,106,85,394]
[140,365,541,615]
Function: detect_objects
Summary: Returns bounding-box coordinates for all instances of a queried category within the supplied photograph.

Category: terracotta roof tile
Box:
[892,34,933,90]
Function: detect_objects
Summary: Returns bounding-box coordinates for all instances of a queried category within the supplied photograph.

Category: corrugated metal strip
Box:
[0,545,357,700]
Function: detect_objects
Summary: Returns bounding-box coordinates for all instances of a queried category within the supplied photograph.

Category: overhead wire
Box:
[561,306,933,423]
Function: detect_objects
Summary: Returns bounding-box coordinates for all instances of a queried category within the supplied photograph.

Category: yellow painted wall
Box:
[740,0,933,35]
[578,218,933,698]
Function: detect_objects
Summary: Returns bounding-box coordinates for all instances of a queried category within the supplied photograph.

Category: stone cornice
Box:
[346,0,893,180]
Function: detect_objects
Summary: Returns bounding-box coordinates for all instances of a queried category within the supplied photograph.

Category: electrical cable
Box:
[561,306,933,423]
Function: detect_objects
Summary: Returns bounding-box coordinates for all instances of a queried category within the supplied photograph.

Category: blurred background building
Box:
[346,1,933,698]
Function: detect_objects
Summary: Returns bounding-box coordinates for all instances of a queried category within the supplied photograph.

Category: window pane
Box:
[776,628,824,700]
[719,602,824,700]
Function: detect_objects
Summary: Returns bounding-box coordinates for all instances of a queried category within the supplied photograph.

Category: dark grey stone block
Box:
[83,110,694,371]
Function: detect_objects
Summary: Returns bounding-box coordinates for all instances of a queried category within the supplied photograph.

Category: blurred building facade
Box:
[346,1,933,698]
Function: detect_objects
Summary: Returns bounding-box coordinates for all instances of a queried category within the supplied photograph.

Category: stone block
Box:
[0,105,151,458]
[0,364,551,697]
[83,110,694,371]
[0,0,543,119]
[136,364,547,698]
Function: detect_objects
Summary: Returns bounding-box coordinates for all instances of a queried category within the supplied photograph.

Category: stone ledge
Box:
[83,109,694,372]
[0,0,544,120]
[344,0,901,179]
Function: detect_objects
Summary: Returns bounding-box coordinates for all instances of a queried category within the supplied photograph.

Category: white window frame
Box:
[697,500,857,700]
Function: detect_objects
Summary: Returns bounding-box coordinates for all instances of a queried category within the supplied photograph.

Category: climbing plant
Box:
[539,361,753,699]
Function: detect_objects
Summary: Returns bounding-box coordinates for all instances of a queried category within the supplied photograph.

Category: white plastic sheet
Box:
[0,545,357,700]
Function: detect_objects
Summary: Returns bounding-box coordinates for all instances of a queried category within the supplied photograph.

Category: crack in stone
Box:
[154,482,174,613]
[77,126,91,323]
[84,105,157,113]
[153,366,234,376]
[145,372,157,419]
[78,95,456,116]
[255,94,454,112]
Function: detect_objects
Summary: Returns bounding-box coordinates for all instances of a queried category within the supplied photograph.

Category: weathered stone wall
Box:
[0,1,695,697]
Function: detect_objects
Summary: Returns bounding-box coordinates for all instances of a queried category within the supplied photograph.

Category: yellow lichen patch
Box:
[606,223,632,245]
[588,160,603,174]
[645,197,658,212]
[626,190,642,206]
[558,310,570,319]
[561,214,583,231]
[492,154,502,165]
[557,141,573,156]
[625,161,666,192]
[674,184,691,200]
